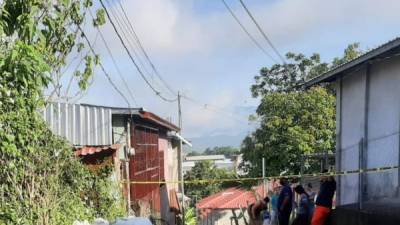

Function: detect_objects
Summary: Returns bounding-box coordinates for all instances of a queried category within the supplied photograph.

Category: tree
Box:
[251,52,329,96]
[241,44,363,177]
[184,161,237,201]
[0,1,124,224]
[203,146,240,158]
[241,87,335,177]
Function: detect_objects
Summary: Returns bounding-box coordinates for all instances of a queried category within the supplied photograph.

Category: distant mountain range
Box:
[185,133,249,152]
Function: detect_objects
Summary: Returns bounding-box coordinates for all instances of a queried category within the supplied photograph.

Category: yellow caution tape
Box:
[120,165,400,184]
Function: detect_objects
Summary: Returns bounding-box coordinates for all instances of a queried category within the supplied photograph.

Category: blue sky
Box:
[60,0,400,143]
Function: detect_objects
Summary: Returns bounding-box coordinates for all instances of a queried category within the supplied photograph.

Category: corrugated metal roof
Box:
[185,155,226,161]
[42,102,113,146]
[42,102,180,147]
[74,144,119,156]
[197,187,261,210]
[304,37,400,87]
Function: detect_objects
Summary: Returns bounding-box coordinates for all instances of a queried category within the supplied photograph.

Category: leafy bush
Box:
[0,1,125,223]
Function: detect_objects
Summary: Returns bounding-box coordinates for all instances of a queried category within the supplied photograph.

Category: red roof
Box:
[74,144,119,156]
[196,185,267,219]
[140,111,179,131]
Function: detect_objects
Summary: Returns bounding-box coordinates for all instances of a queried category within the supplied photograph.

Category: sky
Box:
[60,0,400,146]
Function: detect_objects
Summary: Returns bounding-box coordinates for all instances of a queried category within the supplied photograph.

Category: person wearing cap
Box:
[311,170,336,225]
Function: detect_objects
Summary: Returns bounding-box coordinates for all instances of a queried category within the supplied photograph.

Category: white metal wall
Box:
[366,58,400,200]
[339,68,366,205]
[41,102,113,146]
[338,56,400,205]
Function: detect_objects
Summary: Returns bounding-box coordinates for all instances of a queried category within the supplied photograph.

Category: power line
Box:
[220,0,278,63]
[181,95,254,125]
[99,0,177,102]
[77,25,132,108]
[103,0,159,86]
[238,0,287,64]
[116,0,177,96]
[88,9,138,107]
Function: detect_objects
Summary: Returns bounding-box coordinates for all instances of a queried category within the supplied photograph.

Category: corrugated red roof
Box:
[74,144,119,156]
[196,185,268,219]
[197,188,256,210]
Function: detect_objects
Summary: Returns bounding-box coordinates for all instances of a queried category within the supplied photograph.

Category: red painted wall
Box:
[129,122,165,212]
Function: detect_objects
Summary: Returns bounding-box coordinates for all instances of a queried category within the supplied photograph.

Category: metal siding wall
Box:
[42,102,113,146]
[366,58,400,200]
[340,68,366,205]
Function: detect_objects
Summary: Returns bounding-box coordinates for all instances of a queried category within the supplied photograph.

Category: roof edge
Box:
[304,37,400,87]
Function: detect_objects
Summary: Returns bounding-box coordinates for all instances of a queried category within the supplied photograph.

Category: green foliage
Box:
[184,161,237,201]
[243,44,363,177]
[0,1,125,224]
[184,207,197,225]
[203,146,240,158]
[93,9,106,27]
[251,53,329,97]
[87,165,126,220]
[241,87,335,177]
[186,150,201,157]
[332,43,363,67]
[0,0,106,95]
[251,43,364,97]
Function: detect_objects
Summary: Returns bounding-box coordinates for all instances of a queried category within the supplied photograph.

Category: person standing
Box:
[311,172,336,225]
[277,178,293,225]
[292,185,310,225]
[270,189,279,225]
[306,183,316,220]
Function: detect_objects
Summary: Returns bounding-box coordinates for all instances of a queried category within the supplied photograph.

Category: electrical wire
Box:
[78,25,132,108]
[220,0,278,63]
[181,95,256,125]
[116,0,177,96]
[103,0,158,82]
[106,0,176,99]
[99,0,178,103]
[89,9,138,107]
[238,0,287,64]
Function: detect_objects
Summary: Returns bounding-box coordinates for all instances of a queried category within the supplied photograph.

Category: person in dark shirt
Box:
[277,178,292,225]
[311,171,336,225]
[292,185,310,225]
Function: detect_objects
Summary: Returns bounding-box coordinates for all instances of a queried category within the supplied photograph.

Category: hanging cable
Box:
[116,0,177,96]
[88,9,138,107]
[99,0,178,102]
[220,0,278,63]
[238,0,287,64]
[78,25,132,108]
[103,0,159,84]
[181,95,256,125]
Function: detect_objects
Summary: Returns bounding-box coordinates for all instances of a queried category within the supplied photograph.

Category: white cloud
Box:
[79,0,400,139]
[98,0,400,58]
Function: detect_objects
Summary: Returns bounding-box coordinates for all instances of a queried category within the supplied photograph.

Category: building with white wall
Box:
[305,38,400,209]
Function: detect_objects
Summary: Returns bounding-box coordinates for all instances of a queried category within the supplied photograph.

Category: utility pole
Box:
[177,91,185,225]
[125,116,131,214]
[262,157,266,198]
